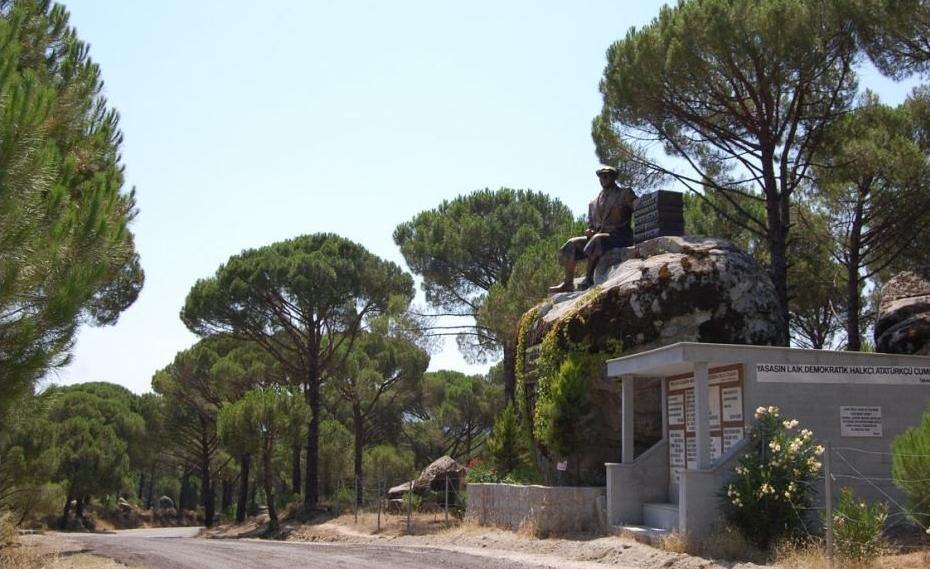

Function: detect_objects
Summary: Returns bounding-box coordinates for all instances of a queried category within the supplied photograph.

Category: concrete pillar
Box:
[661,377,669,439]
[693,362,710,469]
[621,375,634,464]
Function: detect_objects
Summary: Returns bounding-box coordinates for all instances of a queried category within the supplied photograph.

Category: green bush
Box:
[892,404,930,529]
[721,406,824,550]
[402,491,423,512]
[464,459,497,483]
[487,404,531,477]
[330,488,355,513]
[363,444,416,489]
[534,353,593,459]
[830,486,888,563]
[500,465,542,485]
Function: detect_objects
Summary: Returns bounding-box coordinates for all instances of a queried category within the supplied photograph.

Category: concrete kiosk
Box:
[603,342,930,540]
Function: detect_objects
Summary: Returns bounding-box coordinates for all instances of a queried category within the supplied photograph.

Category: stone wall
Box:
[466,483,606,535]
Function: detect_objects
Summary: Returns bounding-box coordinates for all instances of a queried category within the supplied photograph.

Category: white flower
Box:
[783,419,799,429]
[768,405,780,416]
[769,440,782,452]
[814,445,825,456]
[800,429,813,440]
[755,406,767,418]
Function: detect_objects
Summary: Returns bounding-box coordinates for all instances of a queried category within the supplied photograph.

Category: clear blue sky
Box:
[54,1,922,394]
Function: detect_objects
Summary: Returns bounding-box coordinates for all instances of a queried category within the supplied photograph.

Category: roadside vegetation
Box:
[2,0,930,567]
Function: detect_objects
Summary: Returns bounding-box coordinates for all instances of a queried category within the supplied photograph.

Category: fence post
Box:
[444,476,449,526]
[824,441,834,569]
[376,479,382,533]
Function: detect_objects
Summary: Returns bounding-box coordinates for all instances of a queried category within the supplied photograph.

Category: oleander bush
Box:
[830,486,888,563]
[721,406,824,550]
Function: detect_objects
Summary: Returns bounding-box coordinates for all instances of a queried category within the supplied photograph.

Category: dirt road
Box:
[58,527,627,569]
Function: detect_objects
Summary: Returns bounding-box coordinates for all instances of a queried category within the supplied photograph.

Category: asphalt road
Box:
[60,527,573,569]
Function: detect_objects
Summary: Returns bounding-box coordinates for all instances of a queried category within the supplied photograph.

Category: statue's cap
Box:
[595,165,618,175]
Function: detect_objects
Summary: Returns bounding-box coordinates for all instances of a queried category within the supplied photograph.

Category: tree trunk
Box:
[353,405,364,507]
[75,496,85,520]
[236,453,251,522]
[846,195,865,351]
[60,488,74,529]
[221,478,233,513]
[765,188,791,346]
[263,438,279,532]
[201,424,215,528]
[304,374,321,509]
[180,471,193,510]
[502,341,517,404]
[145,467,155,510]
[138,471,145,500]
[291,443,301,496]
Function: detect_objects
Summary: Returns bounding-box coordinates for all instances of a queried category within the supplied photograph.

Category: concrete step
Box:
[642,502,679,530]
[615,524,671,545]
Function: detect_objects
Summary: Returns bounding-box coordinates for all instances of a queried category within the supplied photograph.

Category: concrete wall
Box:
[466,483,606,535]
[745,364,930,510]
[606,439,669,525]
[678,439,746,543]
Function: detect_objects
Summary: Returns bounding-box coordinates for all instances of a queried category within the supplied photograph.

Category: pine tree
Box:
[0,0,143,419]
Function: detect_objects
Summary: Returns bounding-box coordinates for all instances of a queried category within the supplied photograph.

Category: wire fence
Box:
[815,441,930,565]
[322,474,465,534]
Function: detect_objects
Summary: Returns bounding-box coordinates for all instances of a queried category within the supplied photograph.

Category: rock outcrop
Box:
[519,235,783,482]
[387,456,464,499]
[526,235,784,351]
[875,267,930,355]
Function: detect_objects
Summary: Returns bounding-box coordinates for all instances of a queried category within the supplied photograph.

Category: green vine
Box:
[515,288,627,452]
[514,305,539,423]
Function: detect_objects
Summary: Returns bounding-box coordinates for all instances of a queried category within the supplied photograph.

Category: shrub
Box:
[330,488,355,513]
[487,404,531,477]
[830,487,888,563]
[534,353,594,464]
[721,406,824,550]
[892,404,930,529]
[402,491,423,512]
[500,464,542,485]
[464,459,497,483]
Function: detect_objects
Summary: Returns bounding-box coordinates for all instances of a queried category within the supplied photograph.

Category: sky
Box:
[53,1,923,394]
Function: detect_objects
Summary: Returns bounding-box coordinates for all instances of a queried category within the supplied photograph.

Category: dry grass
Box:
[655,531,690,554]
[773,540,930,569]
[700,526,767,563]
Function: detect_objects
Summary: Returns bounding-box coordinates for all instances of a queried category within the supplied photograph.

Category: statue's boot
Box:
[548,265,576,294]
[576,258,598,291]
[548,280,575,294]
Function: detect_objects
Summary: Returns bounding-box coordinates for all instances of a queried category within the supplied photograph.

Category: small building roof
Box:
[605,342,930,378]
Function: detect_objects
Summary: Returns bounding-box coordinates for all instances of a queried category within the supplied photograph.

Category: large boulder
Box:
[386,456,464,499]
[413,456,464,493]
[875,268,930,355]
[519,235,783,482]
[528,235,784,350]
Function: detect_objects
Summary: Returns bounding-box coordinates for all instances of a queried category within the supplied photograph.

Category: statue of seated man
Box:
[549,165,636,293]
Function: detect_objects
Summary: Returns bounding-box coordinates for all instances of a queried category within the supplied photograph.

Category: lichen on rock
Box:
[516,235,784,482]
[875,267,930,355]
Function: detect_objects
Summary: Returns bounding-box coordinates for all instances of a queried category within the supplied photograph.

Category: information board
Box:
[840,406,883,437]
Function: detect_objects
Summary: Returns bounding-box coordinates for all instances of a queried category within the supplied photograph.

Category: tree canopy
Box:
[181,233,414,508]
[595,0,861,344]
[394,188,574,400]
[0,0,143,418]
